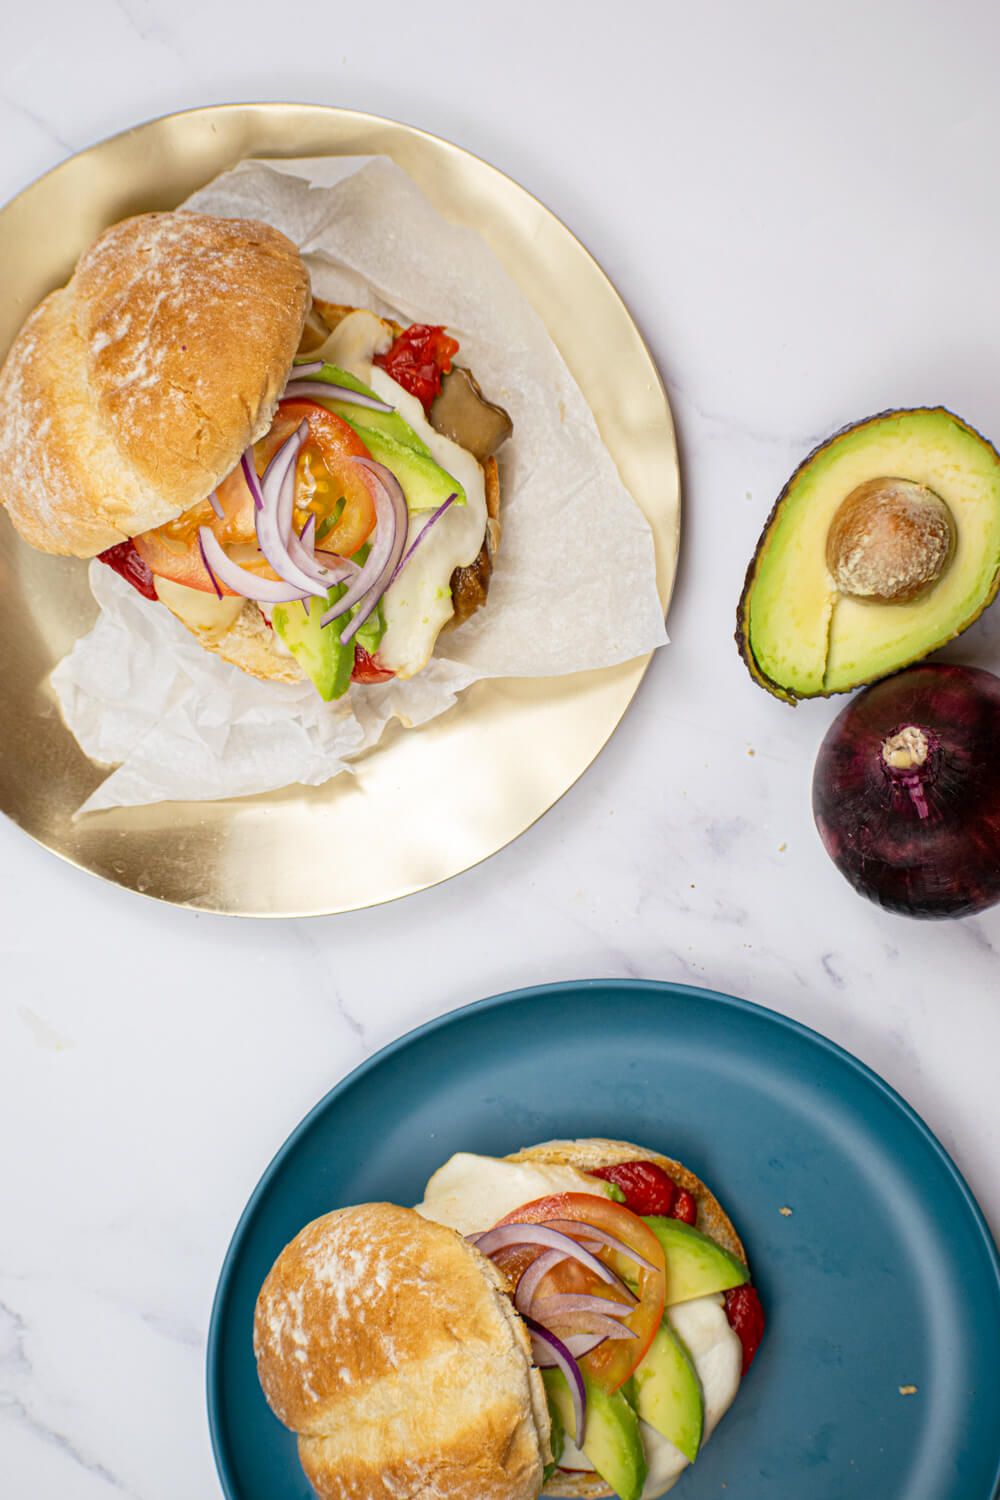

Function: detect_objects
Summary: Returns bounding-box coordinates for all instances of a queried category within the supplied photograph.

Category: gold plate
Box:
[0,104,680,917]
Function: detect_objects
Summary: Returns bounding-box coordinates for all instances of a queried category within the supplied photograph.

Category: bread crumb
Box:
[778,842,787,853]
[779,1206,793,1217]
[747,747,756,757]
[899,1385,918,1396]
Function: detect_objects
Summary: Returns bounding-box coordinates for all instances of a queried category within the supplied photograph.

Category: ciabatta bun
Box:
[254,1203,550,1500]
[0,211,309,557]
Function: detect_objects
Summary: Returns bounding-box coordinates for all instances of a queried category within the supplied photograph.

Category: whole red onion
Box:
[812,664,1000,918]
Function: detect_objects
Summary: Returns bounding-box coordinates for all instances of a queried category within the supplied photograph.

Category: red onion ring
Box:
[289,359,324,379]
[322,459,408,642]
[534,1308,639,1341]
[389,492,458,584]
[196,528,310,604]
[525,1318,586,1445]
[473,1224,619,1287]
[532,1293,635,1320]
[283,378,394,414]
[543,1219,658,1274]
[240,452,264,512]
[514,1249,566,1317]
[208,490,224,521]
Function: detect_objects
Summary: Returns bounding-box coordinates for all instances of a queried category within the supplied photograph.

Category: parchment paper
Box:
[52,156,667,812]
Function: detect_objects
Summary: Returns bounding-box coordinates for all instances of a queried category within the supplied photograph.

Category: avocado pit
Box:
[826,477,956,603]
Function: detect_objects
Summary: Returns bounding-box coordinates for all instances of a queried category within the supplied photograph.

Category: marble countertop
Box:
[2,3,999,1495]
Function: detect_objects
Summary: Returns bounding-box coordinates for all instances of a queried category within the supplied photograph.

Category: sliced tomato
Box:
[134,399,376,594]
[276,399,376,558]
[351,646,394,684]
[493,1193,666,1394]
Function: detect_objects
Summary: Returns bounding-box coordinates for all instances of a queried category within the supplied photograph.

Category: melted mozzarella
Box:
[415,1153,615,1237]
[314,310,488,678]
[153,576,244,639]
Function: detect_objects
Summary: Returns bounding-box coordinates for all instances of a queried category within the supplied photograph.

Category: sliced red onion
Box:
[196,528,309,604]
[532,1293,635,1320]
[474,1225,619,1287]
[514,1249,566,1317]
[253,424,359,600]
[322,458,408,642]
[208,490,224,521]
[300,514,315,544]
[389,492,457,585]
[525,1318,586,1445]
[240,452,264,512]
[289,359,324,379]
[283,379,394,413]
[534,1308,638,1341]
[543,1220,658,1274]
[198,533,224,600]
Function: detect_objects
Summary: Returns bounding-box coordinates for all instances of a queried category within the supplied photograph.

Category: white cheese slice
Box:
[153,576,245,638]
[414,1152,616,1237]
[313,310,489,678]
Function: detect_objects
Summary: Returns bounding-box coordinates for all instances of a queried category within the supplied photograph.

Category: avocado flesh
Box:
[303,364,467,509]
[272,584,385,701]
[543,1368,647,1500]
[626,1319,704,1463]
[741,408,1000,700]
[643,1218,748,1305]
[273,592,352,702]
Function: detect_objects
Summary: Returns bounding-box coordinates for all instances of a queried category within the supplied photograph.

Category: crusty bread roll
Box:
[254,1203,550,1500]
[504,1139,748,1500]
[0,211,309,557]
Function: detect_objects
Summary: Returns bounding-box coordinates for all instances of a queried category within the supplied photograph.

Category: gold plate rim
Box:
[0,102,680,918]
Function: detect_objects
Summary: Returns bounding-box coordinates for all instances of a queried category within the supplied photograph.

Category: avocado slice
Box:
[301,363,433,457]
[644,1218,748,1305]
[543,1368,647,1500]
[350,425,465,513]
[626,1319,704,1463]
[272,584,386,701]
[737,408,1000,701]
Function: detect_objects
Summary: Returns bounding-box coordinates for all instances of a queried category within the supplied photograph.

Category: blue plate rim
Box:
[205,977,1000,1498]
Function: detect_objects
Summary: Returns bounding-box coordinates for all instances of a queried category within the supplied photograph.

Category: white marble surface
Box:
[2,3,1000,1495]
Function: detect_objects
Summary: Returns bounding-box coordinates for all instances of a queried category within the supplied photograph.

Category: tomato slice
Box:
[133,399,376,594]
[493,1193,666,1394]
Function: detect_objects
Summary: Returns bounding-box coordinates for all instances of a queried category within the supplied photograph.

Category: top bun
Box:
[0,211,309,556]
[254,1202,550,1500]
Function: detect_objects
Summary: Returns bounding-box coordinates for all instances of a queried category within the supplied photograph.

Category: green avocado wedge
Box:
[295,363,466,510]
[644,1217,749,1305]
[292,362,431,455]
[543,1369,647,1500]
[626,1319,704,1463]
[737,408,1000,702]
[272,581,386,702]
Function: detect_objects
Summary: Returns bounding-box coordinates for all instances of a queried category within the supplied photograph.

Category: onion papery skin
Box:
[812,663,1000,918]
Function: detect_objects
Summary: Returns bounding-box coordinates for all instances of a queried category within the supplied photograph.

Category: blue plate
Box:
[207,981,1000,1500]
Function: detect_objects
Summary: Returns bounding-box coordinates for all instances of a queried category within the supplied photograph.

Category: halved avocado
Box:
[737,408,1000,702]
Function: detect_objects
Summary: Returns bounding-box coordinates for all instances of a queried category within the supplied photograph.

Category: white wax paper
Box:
[52,156,667,813]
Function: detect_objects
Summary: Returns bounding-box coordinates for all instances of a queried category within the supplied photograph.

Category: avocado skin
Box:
[736,406,1000,703]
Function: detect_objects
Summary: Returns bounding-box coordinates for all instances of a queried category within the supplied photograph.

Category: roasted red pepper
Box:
[591,1160,678,1216]
[96,539,157,601]
[724,1284,765,1374]
[374,324,459,412]
[591,1160,700,1223]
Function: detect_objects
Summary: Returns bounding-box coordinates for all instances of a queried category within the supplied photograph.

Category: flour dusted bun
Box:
[0,211,309,557]
[254,1203,550,1500]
